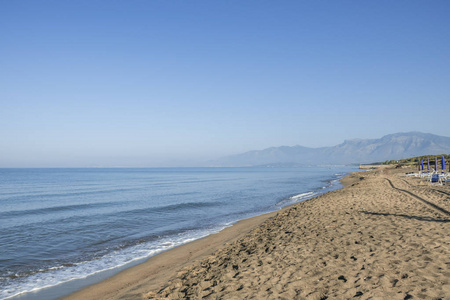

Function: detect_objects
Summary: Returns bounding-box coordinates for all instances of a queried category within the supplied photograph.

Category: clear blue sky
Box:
[1,1,449,167]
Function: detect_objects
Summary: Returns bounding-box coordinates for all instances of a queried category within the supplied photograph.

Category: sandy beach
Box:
[64,167,449,300]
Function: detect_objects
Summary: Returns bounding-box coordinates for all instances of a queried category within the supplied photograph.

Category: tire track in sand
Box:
[401,178,450,198]
[385,178,450,217]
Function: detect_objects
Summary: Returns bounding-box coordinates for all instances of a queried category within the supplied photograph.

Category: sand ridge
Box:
[145,168,449,299]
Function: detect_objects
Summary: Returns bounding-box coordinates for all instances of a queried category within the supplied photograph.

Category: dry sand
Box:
[64,167,450,300]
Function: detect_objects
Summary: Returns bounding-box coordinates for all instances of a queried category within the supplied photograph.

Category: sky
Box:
[1,1,449,167]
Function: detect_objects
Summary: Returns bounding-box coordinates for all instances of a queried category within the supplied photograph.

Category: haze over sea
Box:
[0,166,355,299]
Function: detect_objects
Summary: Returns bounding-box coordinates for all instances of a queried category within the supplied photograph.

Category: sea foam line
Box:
[0,228,220,300]
[1,171,350,300]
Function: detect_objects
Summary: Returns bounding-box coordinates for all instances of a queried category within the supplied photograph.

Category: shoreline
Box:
[62,210,281,300]
[60,173,358,300]
[56,176,351,299]
[51,166,449,298]
[3,167,351,300]
[145,166,448,299]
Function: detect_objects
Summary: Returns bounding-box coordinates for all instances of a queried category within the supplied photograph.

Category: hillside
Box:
[214,132,450,166]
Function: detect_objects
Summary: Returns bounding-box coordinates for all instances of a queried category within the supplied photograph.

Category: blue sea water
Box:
[0,166,356,299]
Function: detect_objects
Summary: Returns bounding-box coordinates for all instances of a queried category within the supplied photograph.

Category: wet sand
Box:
[64,167,450,299]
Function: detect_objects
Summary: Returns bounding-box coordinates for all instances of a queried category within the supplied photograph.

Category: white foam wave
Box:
[290,192,315,200]
[276,191,317,207]
[1,168,353,300]
[0,228,221,300]
[276,172,347,208]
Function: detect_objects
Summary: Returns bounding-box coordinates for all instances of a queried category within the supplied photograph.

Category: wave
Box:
[0,226,222,300]
[0,201,124,219]
[276,173,345,207]
[276,191,318,207]
[290,191,315,200]
[0,187,143,205]
[0,167,355,299]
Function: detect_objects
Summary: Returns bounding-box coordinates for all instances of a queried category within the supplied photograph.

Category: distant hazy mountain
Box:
[214,132,450,166]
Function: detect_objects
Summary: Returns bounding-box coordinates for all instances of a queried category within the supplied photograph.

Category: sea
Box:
[0,166,356,300]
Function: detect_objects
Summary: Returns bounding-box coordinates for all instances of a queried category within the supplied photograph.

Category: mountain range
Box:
[214,132,450,166]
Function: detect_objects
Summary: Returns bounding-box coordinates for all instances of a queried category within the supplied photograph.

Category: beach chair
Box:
[405,172,420,177]
[441,173,450,185]
[430,173,442,186]
[420,171,430,178]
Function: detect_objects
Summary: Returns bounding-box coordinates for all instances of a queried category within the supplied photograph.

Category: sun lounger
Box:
[430,173,442,185]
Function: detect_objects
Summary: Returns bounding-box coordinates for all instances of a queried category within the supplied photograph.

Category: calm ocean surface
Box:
[0,167,356,299]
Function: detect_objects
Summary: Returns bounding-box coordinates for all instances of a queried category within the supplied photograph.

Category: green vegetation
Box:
[381,154,450,166]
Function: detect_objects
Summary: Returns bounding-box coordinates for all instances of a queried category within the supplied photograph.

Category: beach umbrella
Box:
[427,158,430,171]
[435,157,438,172]
[421,159,424,171]
[443,156,446,172]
